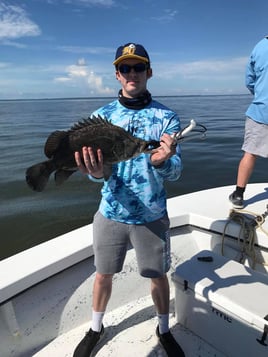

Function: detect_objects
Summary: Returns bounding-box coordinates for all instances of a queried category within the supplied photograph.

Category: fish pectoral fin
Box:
[103,165,112,181]
[55,169,76,186]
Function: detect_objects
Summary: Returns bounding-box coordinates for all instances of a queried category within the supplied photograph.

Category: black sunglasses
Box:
[118,63,148,74]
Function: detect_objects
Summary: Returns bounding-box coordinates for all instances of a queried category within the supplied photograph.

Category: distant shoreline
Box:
[0,93,250,102]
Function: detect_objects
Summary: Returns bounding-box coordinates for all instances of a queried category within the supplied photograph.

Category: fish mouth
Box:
[143,140,160,152]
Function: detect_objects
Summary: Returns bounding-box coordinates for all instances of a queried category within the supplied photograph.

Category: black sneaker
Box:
[156,325,185,357]
[73,325,104,357]
[229,191,244,209]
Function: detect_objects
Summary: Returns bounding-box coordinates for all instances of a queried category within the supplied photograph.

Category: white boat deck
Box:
[1,183,268,357]
[34,293,226,357]
[34,184,268,356]
[29,222,228,357]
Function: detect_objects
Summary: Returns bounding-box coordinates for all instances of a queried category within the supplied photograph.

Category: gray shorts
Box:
[242,117,268,158]
[93,211,171,278]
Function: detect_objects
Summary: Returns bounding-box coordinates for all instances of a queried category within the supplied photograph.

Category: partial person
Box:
[73,43,185,357]
[229,36,268,209]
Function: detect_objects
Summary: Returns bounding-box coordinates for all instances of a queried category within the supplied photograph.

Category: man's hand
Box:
[75,147,104,178]
[150,133,176,167]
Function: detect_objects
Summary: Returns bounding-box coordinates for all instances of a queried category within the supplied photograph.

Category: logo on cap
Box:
[122,44,136,56]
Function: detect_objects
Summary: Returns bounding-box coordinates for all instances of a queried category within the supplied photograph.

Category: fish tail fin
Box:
[55,169,76,186]
[26,160,55,192]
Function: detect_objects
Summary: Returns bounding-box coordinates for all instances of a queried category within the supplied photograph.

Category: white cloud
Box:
[54,77,71,82]
[58,45,114,55]
[156,57,248,81]
[49,0,115,7]
[77,58,87,66]
[0,39,27,48]
[180,57,248,78]
[88,71,114,95]
[0,2,41,40]
[67,64,88,77]
[151,9,178,24]
[75,0,115,6]
[54,58,114,95]
[0,61,9,68]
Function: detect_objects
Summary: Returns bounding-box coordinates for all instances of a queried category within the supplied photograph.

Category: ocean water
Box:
[1,95,266,260]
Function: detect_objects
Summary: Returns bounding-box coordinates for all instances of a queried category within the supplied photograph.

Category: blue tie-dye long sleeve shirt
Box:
[89,98,182,224]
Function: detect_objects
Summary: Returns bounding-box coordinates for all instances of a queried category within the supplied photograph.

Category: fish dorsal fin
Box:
[70,115,113,131]
[44,130,68,158]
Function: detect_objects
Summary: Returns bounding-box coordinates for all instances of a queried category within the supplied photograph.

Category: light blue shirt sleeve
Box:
[245,37,268,124]
[87,174,105,183]
[245,56,256,95]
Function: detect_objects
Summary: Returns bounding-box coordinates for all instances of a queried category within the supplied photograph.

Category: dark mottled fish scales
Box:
[25,115,160,192]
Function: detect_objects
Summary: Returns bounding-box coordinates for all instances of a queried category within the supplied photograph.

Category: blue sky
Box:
[0,0,268,99]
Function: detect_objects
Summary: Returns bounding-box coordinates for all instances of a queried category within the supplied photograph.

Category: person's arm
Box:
[245,54,256,95]
[150,132,182,181]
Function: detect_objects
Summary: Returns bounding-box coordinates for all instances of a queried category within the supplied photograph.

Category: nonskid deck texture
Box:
[34,290,226,357]
[33,227,227,357]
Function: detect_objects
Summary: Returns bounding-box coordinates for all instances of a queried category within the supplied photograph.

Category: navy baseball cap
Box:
[113,43,150,66]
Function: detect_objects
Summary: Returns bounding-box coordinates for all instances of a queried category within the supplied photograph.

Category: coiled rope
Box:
[222,205,268,269]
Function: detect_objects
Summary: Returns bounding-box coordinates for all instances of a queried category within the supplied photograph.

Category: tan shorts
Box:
[242,117,268,158]
[93,211,171,278]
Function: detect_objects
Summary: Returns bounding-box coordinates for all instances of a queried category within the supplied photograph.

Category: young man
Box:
[73,43,185,357]
[229,36,268,209]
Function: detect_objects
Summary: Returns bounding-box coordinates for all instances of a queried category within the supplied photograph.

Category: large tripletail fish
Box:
[26,115,160,192]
